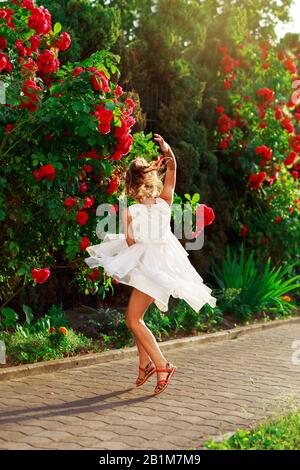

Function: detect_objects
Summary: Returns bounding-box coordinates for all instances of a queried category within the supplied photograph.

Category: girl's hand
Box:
[154,134,176,170]
[154,134,170,154]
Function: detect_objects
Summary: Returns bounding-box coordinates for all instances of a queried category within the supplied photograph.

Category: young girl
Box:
[85,134,217,396]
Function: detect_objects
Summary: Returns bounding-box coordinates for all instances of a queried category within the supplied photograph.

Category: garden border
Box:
[1,315,300,382]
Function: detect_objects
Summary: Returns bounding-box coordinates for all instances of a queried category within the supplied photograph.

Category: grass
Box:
[204,409,300,450]
[0,329,101,366]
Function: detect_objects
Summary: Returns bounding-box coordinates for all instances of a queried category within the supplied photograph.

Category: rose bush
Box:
[0,0,156,309]
[215,40,300,264]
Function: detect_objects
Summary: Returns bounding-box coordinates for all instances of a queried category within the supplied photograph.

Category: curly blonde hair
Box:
[123,157,165,203]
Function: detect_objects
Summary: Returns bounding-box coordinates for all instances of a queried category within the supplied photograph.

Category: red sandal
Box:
[154,362,177,396]
[135,360,156,387]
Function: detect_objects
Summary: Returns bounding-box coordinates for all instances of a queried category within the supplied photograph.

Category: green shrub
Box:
[0,303,67,335]
[211,243,300,321]
[0,329,97,365]
[205,409,300,450]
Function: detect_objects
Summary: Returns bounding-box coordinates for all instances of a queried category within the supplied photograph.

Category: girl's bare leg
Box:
[126,288,174,383]
[125,296,154,380]
[135,338,152,380]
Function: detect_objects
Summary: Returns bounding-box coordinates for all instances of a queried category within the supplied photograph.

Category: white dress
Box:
[84,197,217,313]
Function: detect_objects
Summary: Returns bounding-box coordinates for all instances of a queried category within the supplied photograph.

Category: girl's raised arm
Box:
[154,134,177,207]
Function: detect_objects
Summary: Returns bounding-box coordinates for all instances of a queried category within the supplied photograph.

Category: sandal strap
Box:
[139,361,155,373]
[156,379,169,385]
[156,362,173,373]
[156,366,174,373]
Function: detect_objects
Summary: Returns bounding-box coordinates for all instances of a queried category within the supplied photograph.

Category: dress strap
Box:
[156,197,171,208]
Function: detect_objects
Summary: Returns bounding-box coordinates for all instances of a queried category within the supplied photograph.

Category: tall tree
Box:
[38,0,122,61]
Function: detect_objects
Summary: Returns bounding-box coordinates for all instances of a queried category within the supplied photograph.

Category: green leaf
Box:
[114,116,122,127]
[184,193,191,201]
[105,102,115,111]
[16,267,27,276]
[1,308,18,329]
[50,84,62,96]
[192,193,200,203]
[54,22,62,34]
[22,304,34,325]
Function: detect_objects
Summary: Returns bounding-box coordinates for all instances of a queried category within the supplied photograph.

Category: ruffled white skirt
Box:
[84,232,217,313]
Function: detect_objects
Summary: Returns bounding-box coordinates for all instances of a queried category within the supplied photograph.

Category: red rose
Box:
[115,85,123,96]
[28,6,52,35]
[110,150,124,161]
[248,172,267,190]
[275,108,283,120]
[37,50,59,74]
[4,124,15,133]
[0,36,7,50]
[33,164,55,181]
[259,121,267,129]
[80,237,90,251]
[29,34,40,51]
[79,182,88,193]
[40,163,55,180]
[109,204,119,215]
[284,151,297,166]
[268,172,279,185]
[255,145,272,160]
[87,269,100,281]
[90,71,110,93]
[57,32,71,51]
[195,204,215,234]
[274,215,282,223]
[106,177,119,195]
[282,117,294,134]
[220,54,239,74]
[257,87,274,104]
[73,66,84,77]
[83,195,95,209]
[290,135,300,153]
[215,106,225,114]
[223,78,233,89]
[97,120,111,134]
[0,52,9,72]
[284,58,297,74]
[240,225,248,237]
[218,138,229,149]
[217,114,236,134]
[219,46,228,54]
[76,211,88,226]
[83,164,93,173]
[31,268,51,284]
[64,197,78,209]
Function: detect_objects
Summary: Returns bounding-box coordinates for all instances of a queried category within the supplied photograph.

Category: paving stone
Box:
[1,322,300,449]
